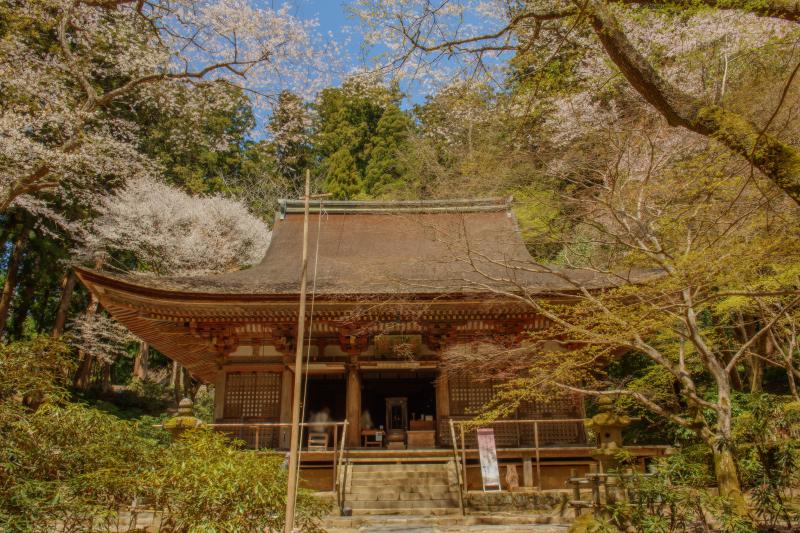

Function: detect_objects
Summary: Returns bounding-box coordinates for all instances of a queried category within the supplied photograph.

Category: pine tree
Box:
[314,77,405,198]
[364,105,411,196]
[324,148,363,200]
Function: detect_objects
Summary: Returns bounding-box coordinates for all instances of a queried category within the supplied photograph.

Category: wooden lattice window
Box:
[223,372,282,420]
[448,375,497,416]
[518,395,585,445]
[442,377,586,447]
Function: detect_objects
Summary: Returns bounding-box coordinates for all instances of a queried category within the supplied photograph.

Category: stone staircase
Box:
[342,460,461,516]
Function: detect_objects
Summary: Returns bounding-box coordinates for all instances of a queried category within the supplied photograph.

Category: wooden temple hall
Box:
[77,198,663,491]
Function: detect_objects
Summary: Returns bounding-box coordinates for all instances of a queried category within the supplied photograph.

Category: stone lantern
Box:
[163,397,204,440]
[585,396,632,472]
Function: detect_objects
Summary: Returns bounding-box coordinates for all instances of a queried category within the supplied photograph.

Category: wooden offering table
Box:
[407,419,436,448]
[361,429,385,448]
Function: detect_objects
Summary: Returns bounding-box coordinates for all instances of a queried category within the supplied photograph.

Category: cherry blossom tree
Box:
[353,0,800,204]
[81,176,270,275]
[68,176,270,389]
[0,0,335,213]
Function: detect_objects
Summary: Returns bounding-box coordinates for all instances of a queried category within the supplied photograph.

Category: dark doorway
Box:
[360,371,436,430]
[304,374,346,422]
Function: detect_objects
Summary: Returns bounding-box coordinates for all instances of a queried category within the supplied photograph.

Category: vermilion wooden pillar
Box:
[279,356,294,449]
[213,370,226,422]
[435,368,450,445]
[346,363,361,448]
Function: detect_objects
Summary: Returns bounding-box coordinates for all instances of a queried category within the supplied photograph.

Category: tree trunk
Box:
[73,290,100,390]
[747,354,764,393]
[9,254,40,340]
[587,0,800,204]
[73,354,95,390]
[785,359,799,400]
[52,270,77,339]
[171,360,182,404]
[0,219,32,335]
[133,342,149,380]
[712,446,749,516]
[35,285,52,334]
[101,361,113,393]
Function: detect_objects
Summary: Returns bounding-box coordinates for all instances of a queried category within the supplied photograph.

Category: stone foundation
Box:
[465,490,568,513]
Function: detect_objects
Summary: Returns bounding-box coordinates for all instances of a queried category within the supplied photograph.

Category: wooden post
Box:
[279,361,294,449]
[522,456,533,488]
[346,363,361,448]
[332,424,338,491]
[534,421,542,490]
[213,371,226,422]
[460,424,467,491]
[284,171,311,533]
[435,368,450,445]
[570,468,581,517]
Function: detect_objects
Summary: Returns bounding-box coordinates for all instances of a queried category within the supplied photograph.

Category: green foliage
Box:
[0,336,74,404]
[0,339,327,532]
[314,78,409,199]
[732,394,800,527]
[364,104,412,196]
[323,147,363,199]
[0,402,160,532]
[610,450,757,532]
[155,429,329,532]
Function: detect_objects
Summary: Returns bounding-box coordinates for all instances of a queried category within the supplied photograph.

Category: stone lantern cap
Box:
[163,398,203,437]
[585,396,632,430]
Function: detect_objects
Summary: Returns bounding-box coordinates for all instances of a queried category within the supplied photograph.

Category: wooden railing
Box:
[334,421,349,513]
[448,419,466,515]
[441,416,587,448]
[450,418,589,491]
[208,421,348,492]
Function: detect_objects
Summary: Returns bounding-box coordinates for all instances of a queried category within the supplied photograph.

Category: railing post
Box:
[332,424,338,492]
[254,426,260,450]
[569,468,582,517]
[336,421,348,514]
[459,423,467,492]
[534,421,541,490]
[448,418,465,515]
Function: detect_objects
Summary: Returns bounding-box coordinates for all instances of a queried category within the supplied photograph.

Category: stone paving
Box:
[325,524,570,533]
[322,512,572,533]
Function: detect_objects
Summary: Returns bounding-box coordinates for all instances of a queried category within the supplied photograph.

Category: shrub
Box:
[0,402,160,532]
[154,429,329,532]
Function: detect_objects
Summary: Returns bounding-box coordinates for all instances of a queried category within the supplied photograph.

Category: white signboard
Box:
[477,428,501,491]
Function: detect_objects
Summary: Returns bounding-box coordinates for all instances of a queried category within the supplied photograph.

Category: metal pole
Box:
[284,170,311,533]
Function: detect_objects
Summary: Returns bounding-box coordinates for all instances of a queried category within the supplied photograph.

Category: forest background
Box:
[3,0,800,530]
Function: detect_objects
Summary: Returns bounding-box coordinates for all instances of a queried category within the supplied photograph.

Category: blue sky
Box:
[288,0,432,108]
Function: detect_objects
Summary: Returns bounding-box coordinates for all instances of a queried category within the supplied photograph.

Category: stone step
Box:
[349,463,450,472]
[323,514,465,528]
[324,513,562,528]
[348,476,451,486]
[347,498,457,510]
[348,483,453,495]
[347,490,457,502]
[349,468,448,477]
[348,507,462,516]
[349,476,452,487]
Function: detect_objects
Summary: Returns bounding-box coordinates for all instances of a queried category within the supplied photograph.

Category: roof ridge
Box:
[278,197,512,218]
